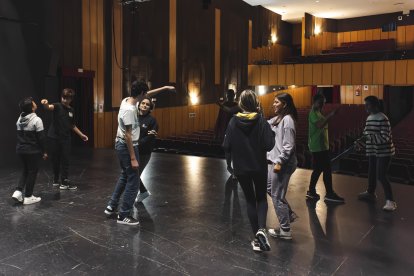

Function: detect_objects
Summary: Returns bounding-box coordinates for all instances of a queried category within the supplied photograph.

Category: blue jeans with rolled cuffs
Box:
[108,141,140,218]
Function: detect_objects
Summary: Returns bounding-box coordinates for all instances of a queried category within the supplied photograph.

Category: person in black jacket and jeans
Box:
[135,97,159,203]
[12,97,48,205]
[223,90,275,252]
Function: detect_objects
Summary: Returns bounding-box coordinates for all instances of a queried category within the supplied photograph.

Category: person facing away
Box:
[104,81,149,226]
[134,97,159,203]
[266,93,298,241]
[12,97,48,205]
[223,89,275,253]
[214,89,241,141]
[356,95,397,211]
[41,88,88,190]
[306,93,344,203]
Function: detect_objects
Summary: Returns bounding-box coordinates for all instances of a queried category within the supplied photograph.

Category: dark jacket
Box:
[16,113,46,154]
[138,113,159,154]
[223,112,275,175]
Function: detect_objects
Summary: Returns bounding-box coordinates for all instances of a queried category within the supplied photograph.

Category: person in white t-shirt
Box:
[104,81,149,226]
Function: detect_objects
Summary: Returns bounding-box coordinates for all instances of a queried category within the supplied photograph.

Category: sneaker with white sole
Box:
[255,229,271,251]
[23,196,41,205]
[251,239,263,252]
[52,178,60,187]
[60,179,77,190]
[383,200,397,212]
[268,228,292,240]
[135,191,151,203]
[104,205,115,216]
[117,215,140,226]
[325,192,345,203]
[12,190,23,203]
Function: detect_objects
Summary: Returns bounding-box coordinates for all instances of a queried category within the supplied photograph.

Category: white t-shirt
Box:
[116,98,140,146]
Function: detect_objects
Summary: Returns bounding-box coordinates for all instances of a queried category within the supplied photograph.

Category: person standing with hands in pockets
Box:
[41,88,88,191]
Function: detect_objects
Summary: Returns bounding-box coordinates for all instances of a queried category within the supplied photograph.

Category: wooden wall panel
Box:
[372,29,381,40]
[407,60,414,84]
[294,64,304,86]
[397,26,406,49]
[332,63,342,85]
[351,62,362,84]
[350,31,358,42]
[269,65,278,85]
[372,61,384,84]
[248,65,261,85]
[260,65,269,85]
[338,32,344,46]
[312,64,322,84]
[304,64,313,85]
[341,63,352,85]
[388,31,397,40]
[383,60,396,84]
[112,0,123,108]
[365,29,373,41]
[362,62,373,84]
[286,65,295,85]
[277,65,286,85]
[322,63,332,85]
[406,25,414,49]
[169,0,177,82]
[357,30,366,41]
[395,60,408,85]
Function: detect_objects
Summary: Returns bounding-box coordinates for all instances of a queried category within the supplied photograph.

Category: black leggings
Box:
[17,154,41,197]
[309,150,333,194]
[368,156,393,200]
[49,138,71,182]
[236,171,268,235]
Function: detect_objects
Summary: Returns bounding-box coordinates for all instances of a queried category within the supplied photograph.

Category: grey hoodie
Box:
[16,113,46,154]
[267,115,297,166]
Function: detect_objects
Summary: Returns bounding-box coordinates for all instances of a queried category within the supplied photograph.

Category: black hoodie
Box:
[16,113,46,154]
[223,112,275,175]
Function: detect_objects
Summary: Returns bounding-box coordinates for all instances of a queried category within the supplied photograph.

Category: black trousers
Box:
[139,153,152,193]
[236,171,268,235]
[309,150,334,194]
[368,156,393,200]
[49,138,71,182]
[17,154,41,197]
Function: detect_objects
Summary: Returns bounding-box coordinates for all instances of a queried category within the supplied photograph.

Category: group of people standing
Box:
[223,89,397,252]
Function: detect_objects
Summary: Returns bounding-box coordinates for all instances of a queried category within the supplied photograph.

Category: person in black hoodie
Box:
[223,90,275,252]
[135,97,159,203]
[12,97,48,205]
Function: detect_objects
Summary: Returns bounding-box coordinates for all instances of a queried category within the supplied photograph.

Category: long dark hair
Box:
[275,93,298,121]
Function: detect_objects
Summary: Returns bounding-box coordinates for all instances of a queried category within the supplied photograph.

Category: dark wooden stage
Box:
[0,150,413,275]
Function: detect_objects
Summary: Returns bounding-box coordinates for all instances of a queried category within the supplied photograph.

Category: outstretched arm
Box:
[40,99,54,111]
[146,86,175,98]
[72,126,88,142]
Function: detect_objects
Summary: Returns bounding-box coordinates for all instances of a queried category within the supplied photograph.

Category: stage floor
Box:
[0,150,413,275]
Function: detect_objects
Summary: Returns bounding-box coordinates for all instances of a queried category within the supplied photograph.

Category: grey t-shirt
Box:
[116,98,139,146]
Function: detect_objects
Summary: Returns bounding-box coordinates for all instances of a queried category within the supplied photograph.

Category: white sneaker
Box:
[383,200,397,212]
[135,191,151,203]
[23,196,41,205]
[12,190,23,203]
[268,228,292,240]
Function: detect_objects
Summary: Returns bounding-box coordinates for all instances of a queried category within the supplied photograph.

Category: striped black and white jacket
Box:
[363,112,395,157]
[16,113,46,154]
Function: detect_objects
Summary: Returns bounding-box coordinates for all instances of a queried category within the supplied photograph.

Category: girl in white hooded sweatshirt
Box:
[266,93,298,240]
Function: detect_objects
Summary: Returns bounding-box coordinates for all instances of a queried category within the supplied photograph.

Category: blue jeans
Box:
[108,141,140,218]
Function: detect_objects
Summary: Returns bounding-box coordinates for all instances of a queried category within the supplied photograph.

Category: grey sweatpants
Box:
[267,163,296,231]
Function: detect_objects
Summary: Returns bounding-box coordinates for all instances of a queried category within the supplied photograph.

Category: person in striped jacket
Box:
[357,96,396,211]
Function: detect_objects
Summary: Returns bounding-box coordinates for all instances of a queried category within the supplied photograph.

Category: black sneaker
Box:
[325,192,345,203]
[104,205,115,216]
[306,190,320,200]
[60,179,77,190]
[358,191,377,202]
[117,215,140,226]
[255,229,271,251]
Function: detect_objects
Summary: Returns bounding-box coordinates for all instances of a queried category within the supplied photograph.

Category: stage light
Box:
[190,93,199,105]
[258,85,266,95]
[271,34,278,43]
[314,25,321,35]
